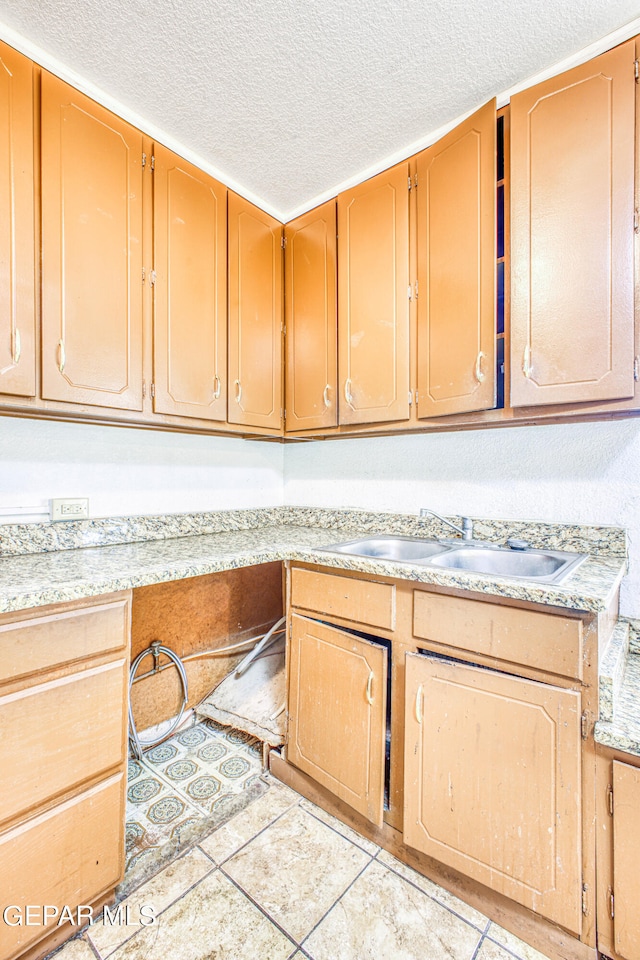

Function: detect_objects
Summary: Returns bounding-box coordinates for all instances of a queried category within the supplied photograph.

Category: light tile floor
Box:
[52,775,554,960]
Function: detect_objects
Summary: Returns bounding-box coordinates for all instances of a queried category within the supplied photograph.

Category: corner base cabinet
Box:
[0,592,131,960]
[284,562,605,960]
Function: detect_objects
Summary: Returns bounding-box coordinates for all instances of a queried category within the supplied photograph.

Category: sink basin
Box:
[428,546,587,583]
[316,535,587,584]
[317,536,449,561]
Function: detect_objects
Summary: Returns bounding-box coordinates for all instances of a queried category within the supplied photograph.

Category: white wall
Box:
[1,416,638,618]
[284,419,640,618]
[0,417,284,521]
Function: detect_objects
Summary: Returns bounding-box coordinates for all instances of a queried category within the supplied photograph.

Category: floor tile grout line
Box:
[298,852,375,950]
[219,868,300,951]
[88,861,219,960]
[374,852,490,933]
[79,932,103,960]
[298,801,381,857]
[213,794,304,867]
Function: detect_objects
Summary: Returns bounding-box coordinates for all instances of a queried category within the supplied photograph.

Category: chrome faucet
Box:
[419,508,474,541]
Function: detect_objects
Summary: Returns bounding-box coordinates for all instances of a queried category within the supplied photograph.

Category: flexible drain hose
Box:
[128,641,189,760]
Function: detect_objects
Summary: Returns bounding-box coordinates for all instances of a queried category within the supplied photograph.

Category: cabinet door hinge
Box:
[142,380,146,399]
[634,356,639,381]
[149,270,157,286]
[408,285,413,300]
[634,210,639,233]
[581,882,588,916]
[635,58,639,81]
[150,154,155,171]
[408,390,413,406]
[414,173,418,188]
[608,887,615,920]
[581,711,589,740]
[414,281,419,299]
[607,782,614,816]
[142,267,146,283]
[142,152,147,169]
[150,383,155,399]
[408,176,412,191]
[281,235,287,249]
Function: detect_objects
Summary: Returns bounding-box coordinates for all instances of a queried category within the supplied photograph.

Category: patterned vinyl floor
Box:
[125,719,264,880]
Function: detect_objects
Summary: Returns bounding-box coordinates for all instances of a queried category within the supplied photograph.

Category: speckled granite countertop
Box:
[0,516,626,615]
[596,620,640,758]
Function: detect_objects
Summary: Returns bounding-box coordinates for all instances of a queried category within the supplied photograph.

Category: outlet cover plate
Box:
[50,498,89,522]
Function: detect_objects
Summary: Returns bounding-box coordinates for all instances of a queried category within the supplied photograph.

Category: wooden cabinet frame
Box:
[278,561,608,960]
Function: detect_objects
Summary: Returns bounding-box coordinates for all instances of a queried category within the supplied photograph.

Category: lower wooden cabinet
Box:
[403,652,583,934]
[0,774,125,960]
[596,751,640,960]
[0,593,130,960]
[287,614,387,825]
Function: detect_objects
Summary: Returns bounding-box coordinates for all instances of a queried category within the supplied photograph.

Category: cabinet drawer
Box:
[0,658,127,826]
[413,590,582,679]
[291,568,395,630]
[0,773,125,960]
[0,595,129,685]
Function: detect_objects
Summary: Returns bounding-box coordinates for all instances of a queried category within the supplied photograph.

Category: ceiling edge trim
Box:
[283,12,640,221]
[0,18,286,221]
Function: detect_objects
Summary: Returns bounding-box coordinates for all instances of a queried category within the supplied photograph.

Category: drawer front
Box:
[0,773,125,960]
[0,595,129,685]
[0,658,127,826]
[413,590,582,679]
[291,567,396,630]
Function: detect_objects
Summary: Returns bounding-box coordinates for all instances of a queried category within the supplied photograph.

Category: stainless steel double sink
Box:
[315,535,588,584]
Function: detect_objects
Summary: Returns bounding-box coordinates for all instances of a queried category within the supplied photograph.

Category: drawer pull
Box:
[415,684,423,724]
[522,344,532,379]
[234,379,242,403]
[58,338,66,374]
[323,383,331,407]
[366,671,374,705]
[475,350,486,383]
[213,374,221,399]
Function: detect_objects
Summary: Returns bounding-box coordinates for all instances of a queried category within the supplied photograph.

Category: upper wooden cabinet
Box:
[416,100,496,418]
[284,200,337,432]
[153,145,227,421]
[403,651,583,934]
[338,163,411,425]
[0,41,36,398]
[510,41,636,407]
[228,193,283,431]
[40,73,144,411]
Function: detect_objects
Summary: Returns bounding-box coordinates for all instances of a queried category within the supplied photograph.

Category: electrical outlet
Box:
[50,498,89,522]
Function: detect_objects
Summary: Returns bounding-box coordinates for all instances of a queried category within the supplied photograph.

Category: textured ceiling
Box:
[0,0,638,219]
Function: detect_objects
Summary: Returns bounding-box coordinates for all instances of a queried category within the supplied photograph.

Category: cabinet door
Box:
[285,200,337,431]
[41,73,143,410]
[612,760,640,960]
[0,773,125,960]
[417,101,496,418]
[510,42,635,407]
[404,652,582,933]
[153,145,227,421]
[0,41,35,398]
[338,163,410,424]
[228,192,283,430]
[288,615,387,824]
